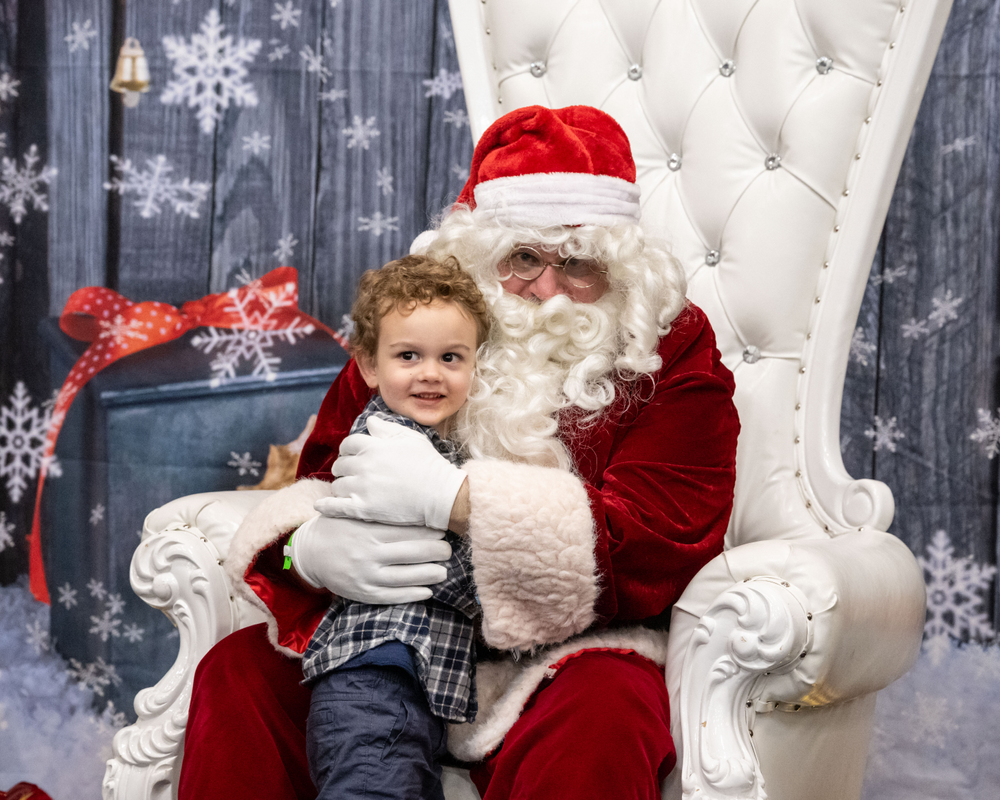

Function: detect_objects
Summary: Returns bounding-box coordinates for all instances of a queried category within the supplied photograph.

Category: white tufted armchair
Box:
[104,1,949,798]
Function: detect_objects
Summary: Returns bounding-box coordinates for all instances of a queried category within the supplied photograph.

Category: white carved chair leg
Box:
[102,524,240,800]
[678,578,812,800]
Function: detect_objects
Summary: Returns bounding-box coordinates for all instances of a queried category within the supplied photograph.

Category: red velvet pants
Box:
[179,624,675,799]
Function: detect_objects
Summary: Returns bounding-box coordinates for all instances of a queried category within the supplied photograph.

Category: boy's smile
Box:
[356,299,478,436]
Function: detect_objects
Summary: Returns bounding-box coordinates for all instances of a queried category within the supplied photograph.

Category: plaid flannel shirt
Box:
[301,396,480,722]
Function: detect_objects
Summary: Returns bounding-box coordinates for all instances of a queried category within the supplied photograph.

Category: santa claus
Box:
[179,105,739,800]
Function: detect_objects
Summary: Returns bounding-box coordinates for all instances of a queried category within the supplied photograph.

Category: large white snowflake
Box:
[0,145,56,225]
[971,407,1000,459]
[122,623,145,643]
[105,154,210,219]
[342,116,380,150]
[243,132,272,155]
[0,382,61,504]
[850,326,877,367]
[919,529,996,650]
[161,10,261,135]
[25,619,51,655]
[422,68,463,99]
[190,277,317,387]
[357,212,399,237]
[864,415,904,453]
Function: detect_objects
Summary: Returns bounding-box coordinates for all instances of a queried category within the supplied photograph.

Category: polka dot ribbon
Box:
[28,267,347,604]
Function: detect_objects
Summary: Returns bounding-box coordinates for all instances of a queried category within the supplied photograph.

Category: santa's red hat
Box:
[456,105,640,228]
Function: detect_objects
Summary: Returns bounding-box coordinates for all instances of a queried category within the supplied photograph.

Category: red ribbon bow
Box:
[28,267,346,603]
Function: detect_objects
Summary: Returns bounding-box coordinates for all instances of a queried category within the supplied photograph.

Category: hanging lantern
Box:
[110,38,150,107]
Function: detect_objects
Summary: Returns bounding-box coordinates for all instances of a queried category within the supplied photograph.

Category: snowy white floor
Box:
[1,576,998,800]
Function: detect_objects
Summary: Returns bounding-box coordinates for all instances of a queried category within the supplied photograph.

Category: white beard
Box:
[452,291,623,471]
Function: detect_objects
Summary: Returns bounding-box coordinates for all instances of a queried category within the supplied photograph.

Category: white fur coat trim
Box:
[447,626,670,762]
[463,459,600,651]
[224,478,334,658]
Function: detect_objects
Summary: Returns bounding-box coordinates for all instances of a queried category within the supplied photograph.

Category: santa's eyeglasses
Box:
[498,246,608,289]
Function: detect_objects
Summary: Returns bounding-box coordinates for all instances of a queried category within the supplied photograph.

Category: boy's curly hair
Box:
[350,254,491,361]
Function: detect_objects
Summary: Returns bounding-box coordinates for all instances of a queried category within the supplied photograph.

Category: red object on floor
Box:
[0,784,53,800]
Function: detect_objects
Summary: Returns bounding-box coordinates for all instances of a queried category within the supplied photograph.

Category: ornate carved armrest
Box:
[103,492,269,800]
[664,532,926,800]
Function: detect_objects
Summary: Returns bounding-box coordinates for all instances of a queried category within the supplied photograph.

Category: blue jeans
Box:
[307,666,447,800]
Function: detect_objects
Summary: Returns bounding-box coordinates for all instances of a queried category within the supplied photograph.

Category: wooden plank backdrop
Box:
[0,0,997,635]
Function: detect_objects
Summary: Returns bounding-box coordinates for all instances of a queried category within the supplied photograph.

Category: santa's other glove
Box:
[288,514,452,604]
[317,416,467,531]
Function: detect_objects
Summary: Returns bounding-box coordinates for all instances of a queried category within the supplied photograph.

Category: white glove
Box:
[317,416,467,531]
[288,514,452,604]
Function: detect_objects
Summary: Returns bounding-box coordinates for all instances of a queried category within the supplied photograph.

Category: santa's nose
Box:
[527,263,562,301]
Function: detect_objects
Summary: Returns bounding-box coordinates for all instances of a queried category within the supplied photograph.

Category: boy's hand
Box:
[290,514,452,604]
[320,416,467,531]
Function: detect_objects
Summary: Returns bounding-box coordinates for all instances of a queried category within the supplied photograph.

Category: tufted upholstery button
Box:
[765,154,781,170]
[719,60,736,77]
[816,56,834,75]
[742,345,761,364]
[627,63,643,80]
[529,61,547,77]
[668,153,682,171]
[705,249,721,267]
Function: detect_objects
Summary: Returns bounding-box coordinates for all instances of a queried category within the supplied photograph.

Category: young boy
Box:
[299,255,491,799]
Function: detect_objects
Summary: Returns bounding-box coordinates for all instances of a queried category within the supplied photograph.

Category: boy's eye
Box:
[442,353,458,363]
[399,351,415,361]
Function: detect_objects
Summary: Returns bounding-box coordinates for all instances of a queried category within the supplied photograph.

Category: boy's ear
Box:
[356,352,379,390]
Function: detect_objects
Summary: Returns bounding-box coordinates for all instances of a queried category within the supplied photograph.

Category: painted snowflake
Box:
[300,45,331,82]
[161,9,262,135]
[89,610,122,642]
[272,2,302,29]
[65,19,99,53]
[86,578,107,600]
[89,503,105,526]
[320,88,348,102]
[122,623,145,644]
[67,656,121,697]
[0,144,56,225]
[190,276,317,387]
[105,592,126,616]
[443,109,469,128]
[864,415,904,453]
[422,68,463,99]
[56,582,78,610]
[850,327,877,367]
[376,167,394,196]
[273,233,298,261]
[451,163,469,181]
[228,451,262,477]
[941,135,977,155]
[0,509,13,552]
[342,116,380,150]
[105,154,210,219]
[25,619,51,655]
[901,318,930,340]
[0,72,20,106]
[357,212,399,237]
[927,289,963,328]
[898,691,958,748]
[0,381,61,504]
[919,529,996,650]
[971,407,1000,459]
[268,40,291,62]
[243,132,272,156]
[336,313,355,341]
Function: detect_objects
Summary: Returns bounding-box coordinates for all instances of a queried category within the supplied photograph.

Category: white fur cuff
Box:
[463,459,599,651]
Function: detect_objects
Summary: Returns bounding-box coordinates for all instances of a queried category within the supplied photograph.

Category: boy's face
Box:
[357,299,478,435]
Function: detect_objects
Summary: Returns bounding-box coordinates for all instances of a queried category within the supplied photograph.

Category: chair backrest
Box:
[448,0,952,548]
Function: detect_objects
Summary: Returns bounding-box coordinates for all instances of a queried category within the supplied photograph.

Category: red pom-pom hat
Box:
[456,105,640,228]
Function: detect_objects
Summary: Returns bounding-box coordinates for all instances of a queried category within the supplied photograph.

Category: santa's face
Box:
[357,299,479,436]
[497,244,609,304]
